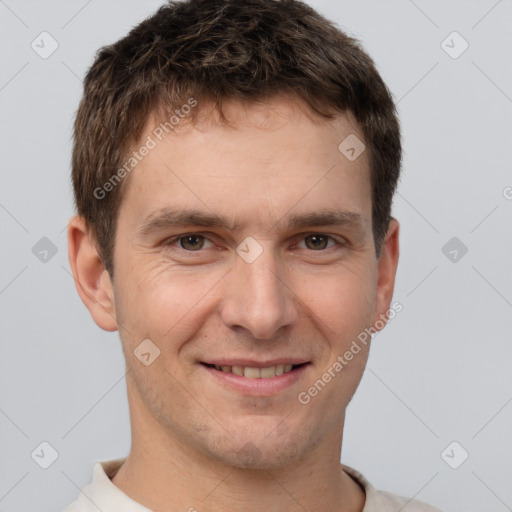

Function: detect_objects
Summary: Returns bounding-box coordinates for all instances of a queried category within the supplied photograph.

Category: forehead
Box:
[117,96,372,230]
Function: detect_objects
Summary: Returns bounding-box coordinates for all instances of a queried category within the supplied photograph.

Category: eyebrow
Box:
[136,207,366,236]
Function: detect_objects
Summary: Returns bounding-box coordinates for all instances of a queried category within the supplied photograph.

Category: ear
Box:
[372,217,400,331]
[67,215,118,332]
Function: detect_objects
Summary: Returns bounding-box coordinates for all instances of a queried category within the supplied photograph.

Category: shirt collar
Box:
[85,458,382,512]
[87,458,152,512]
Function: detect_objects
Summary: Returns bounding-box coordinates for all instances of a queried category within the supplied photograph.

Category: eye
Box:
[298,234,338,251]
[166,234,214,251]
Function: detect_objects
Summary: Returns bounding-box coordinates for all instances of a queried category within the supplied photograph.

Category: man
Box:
[64,0,443,510]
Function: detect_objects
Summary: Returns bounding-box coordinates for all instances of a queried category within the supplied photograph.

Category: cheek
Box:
[293,261,377,341]
[114,260,224,348]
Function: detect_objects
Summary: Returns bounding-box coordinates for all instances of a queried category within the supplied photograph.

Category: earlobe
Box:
[372,217,400,332]
[67,215,118,332]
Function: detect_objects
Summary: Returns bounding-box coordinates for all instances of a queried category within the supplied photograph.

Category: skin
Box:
[68,95,399,512]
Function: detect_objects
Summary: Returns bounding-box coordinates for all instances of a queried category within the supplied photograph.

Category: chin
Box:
[223,444,301,470]
[205,426,315,471]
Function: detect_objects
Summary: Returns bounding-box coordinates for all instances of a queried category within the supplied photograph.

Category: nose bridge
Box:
[220,241,298,339]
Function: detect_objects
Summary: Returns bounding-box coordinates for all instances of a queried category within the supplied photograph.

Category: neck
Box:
[112,377,365,512]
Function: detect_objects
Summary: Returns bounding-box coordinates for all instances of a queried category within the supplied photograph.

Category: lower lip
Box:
[199,364,310,396]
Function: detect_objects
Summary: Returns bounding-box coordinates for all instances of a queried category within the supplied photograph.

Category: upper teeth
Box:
[215,364,294,378]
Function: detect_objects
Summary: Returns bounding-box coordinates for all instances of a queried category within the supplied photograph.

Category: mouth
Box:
[200,362,309,379]
[199,360,311,396]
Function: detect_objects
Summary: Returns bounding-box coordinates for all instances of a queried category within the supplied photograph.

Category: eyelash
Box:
[161,232,346,253]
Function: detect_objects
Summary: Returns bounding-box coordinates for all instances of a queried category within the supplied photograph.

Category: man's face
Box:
[107,97,396,469]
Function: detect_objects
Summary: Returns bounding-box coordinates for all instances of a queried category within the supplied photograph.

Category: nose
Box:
[219,244,300,340]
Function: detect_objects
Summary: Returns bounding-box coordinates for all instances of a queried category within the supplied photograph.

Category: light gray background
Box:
[1,1,511,511]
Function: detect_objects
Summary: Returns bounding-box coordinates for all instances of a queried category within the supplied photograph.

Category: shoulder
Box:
[371,489,445,511]
[341,463,444,512]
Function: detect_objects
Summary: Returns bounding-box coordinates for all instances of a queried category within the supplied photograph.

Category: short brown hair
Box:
[72,0,401,276]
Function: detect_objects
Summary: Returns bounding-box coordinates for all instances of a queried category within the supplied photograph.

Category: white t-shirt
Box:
[62,458,444,512]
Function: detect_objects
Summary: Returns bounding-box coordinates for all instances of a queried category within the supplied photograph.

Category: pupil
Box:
[181,235,203,250]
[307,234,327,250]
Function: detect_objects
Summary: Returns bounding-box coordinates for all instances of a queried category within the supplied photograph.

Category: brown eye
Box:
[304,234,330,250]
[179,234,205,251]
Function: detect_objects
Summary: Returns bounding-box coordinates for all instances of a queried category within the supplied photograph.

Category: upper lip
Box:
[201,359,310,368]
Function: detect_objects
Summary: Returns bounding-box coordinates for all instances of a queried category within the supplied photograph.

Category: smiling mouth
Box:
[200,362,309,378]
